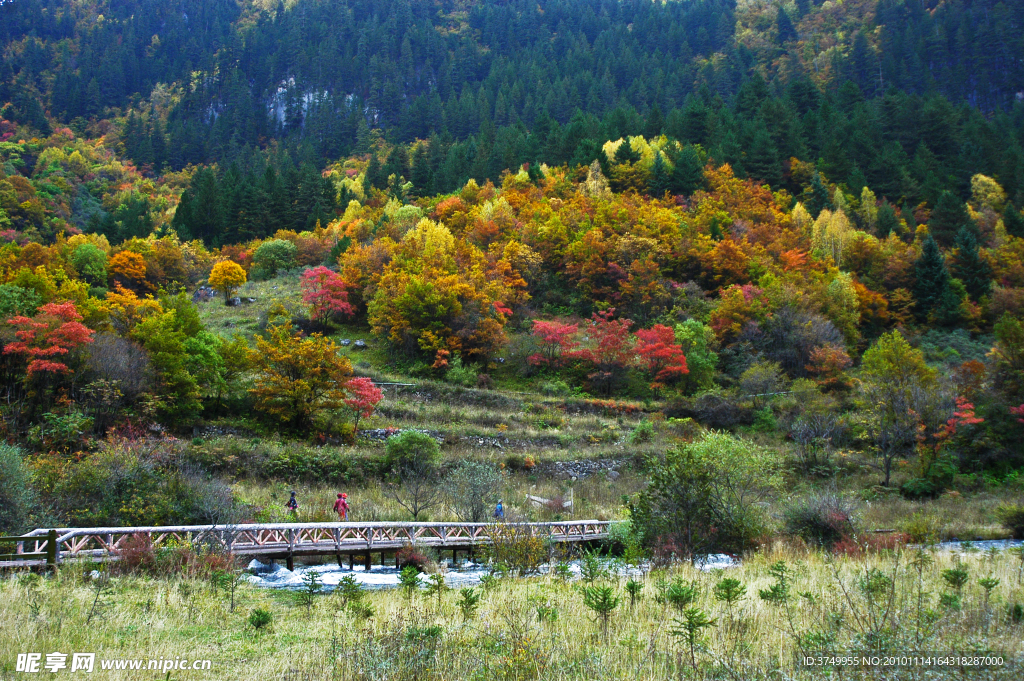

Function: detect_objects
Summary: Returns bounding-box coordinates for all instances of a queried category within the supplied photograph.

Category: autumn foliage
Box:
[209,261,247,303]
[300,266,354,326]
[249,323,355,430]
[4,301,94,374]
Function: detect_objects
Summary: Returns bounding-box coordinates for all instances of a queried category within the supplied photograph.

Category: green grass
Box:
[5,544,1024,679]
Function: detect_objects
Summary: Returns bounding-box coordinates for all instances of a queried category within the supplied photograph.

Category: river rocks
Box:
[359,428,444,442]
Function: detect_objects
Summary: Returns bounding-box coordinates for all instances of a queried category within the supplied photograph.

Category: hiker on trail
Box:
[333,492,350,521]
[494,499,504,520]
[286,491,298,516]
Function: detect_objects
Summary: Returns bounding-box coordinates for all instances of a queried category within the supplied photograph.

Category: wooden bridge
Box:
[3,521,612,571]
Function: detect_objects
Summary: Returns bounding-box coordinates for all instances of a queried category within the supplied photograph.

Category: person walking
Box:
[494,499,504,520]
[285,491,298,517]
[333,492,350,521]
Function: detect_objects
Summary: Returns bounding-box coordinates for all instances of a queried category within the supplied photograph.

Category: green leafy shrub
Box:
[629,419,654,443]
[783,490,855,548]
[0,444,38,534]
[445,356,477,387]
[540,380,570,396]
[251,239,298,278]
[995,504,1024,539]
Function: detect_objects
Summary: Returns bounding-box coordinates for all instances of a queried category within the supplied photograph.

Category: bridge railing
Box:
[17,521,613,563]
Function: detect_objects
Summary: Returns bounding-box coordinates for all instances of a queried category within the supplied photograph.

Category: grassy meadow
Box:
[3,543,1024,680]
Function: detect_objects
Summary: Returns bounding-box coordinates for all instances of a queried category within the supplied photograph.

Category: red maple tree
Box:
[345,377,383,433]
[634,324,688,390]
[4,301,94,375]
[301,266,354,326]
[528,320,579,366]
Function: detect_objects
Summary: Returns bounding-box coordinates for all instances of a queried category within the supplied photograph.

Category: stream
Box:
[244,539,1024,592]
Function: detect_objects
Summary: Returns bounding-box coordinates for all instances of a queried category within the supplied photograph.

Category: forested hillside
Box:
[2,0,1024,204]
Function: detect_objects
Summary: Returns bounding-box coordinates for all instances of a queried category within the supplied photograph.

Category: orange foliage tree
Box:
[107,250,149,291]
[249,323,354,430]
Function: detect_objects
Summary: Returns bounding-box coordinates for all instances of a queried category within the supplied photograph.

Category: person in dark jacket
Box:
[494,500,504,519]
[286,491,298,516]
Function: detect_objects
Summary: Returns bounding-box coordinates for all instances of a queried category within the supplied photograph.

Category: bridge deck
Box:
[3,521,612,568]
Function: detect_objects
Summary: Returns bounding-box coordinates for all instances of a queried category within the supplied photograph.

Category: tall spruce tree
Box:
[929,190,975,246]
[876,201,899,238]
[648,151,671,197]
[913,235,952,321]
[669,144,703,195]
[1003,203,1024,238]
[951,227,993,301]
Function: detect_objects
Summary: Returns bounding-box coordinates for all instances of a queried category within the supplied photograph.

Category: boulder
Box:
[341,339,352,346]
[353,339,367,349]
[227,297,242,306]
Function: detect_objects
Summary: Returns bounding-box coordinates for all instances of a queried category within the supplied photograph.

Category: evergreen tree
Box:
[644,105,665,139]
[808,172,832,216]
[409,144,433,197]
[929,190,975,246]
[669,144,703,195]
[876,201,899,238]
[951,227,993,301]
[614,138,641,165]
[913,235,952,321]
[776,7,798,44]
[1003,203,1024,239]
[363,153,386,195]
[745,128,781,186]
[648,151,671,197]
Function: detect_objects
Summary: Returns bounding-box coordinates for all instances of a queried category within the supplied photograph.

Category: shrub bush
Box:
[540,380,570,396]
[995,504,1024,539]
[629,419,654,444]
[783,490,856,548]
[0,444,38,534]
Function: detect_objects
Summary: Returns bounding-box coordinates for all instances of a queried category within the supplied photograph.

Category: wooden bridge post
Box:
[332,528,343,568]
[45,529,57,573]
[364,551,371,571]
[348,553,354,570]
[286,529,295,571]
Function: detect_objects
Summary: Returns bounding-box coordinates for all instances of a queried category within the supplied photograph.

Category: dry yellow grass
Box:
[3,544,1023,680]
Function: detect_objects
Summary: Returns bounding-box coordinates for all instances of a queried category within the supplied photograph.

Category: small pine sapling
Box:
[671,607,717,672]
[399,566,422,597]
[581,585,621,642]
[625,579,644,608]
[458,588,481,621]
[424,573,449,608]
[298,571,323,617]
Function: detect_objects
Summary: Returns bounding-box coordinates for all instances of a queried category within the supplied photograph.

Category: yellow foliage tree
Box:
[249,323,354,430]
[209,260,247,303]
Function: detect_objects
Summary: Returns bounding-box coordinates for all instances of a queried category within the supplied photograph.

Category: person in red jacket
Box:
[333,492,350,521]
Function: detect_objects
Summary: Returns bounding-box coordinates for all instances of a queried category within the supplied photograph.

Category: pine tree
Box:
[776,7,798,44]
[614,138,640,165]
[913,235,951,321]
[1003,203,1024,238]
[669,144,703,195]
[644,105,665,139]
[363,153,385,195]
[929,190,975,246]
[876,201,899,238]
[648,151,671,197]
[951,227,993,301]
[745,128,781,186]
[808,172,832,217]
